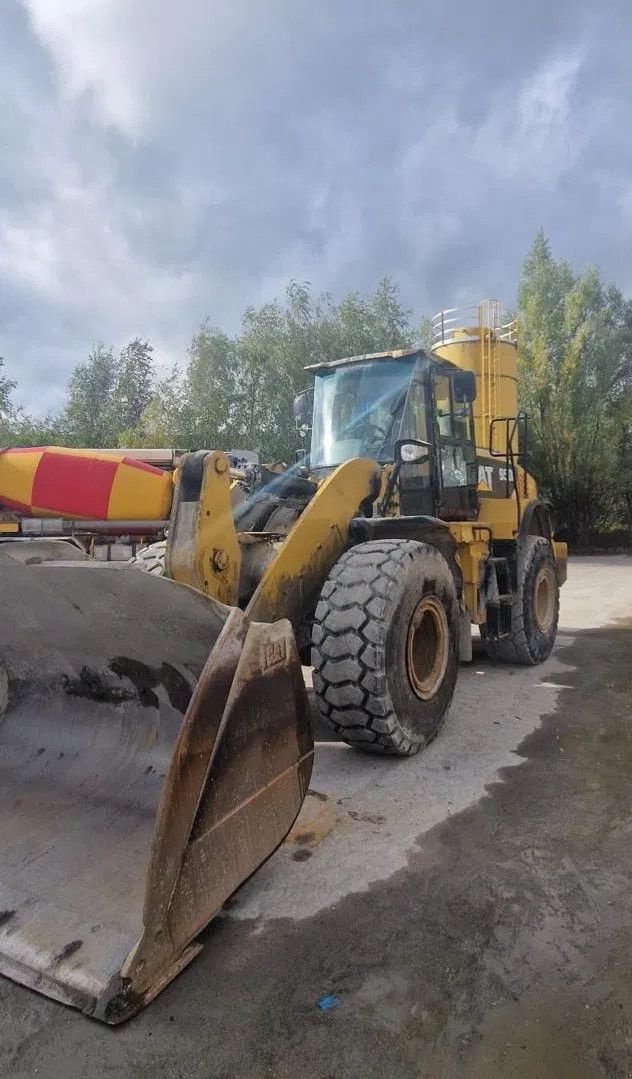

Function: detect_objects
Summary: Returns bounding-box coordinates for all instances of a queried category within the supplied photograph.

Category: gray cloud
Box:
[2,0,632,412]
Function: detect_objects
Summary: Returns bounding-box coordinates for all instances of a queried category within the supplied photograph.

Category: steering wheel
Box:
[366,423,388,441]
[346,417,388,441]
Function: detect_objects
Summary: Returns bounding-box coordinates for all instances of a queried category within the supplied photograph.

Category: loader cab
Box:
[399,358,478,520]
[304,348,478,520]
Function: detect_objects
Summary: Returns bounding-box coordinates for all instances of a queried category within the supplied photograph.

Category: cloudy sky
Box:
[2,1,632,412]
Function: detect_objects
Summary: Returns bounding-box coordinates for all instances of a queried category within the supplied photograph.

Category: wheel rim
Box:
[406,596,449,701]
[534,567,556,633]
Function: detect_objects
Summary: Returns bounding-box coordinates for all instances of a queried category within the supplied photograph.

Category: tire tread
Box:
[483,536,559,665]
[311,540,457,756]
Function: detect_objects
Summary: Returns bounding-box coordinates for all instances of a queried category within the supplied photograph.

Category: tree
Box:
[10,413,64,447]
[618,421,632,544]
[58,339,159,448]
[418,316,434,351]
[517,232,632,544]
[236,295,301,461]
[113,338,155,440]
[7,279,418,461]
[179,326,241,449]
[0,358,65,446]
[59,344,119,446]
[122,368,186,449]
[0,359,17,441]
[231,277,414,461]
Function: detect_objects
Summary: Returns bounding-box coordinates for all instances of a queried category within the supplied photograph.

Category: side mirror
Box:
[293,388,313,433]
[394,438,432,464]
[295,448,308,463]
[453,370,476,403]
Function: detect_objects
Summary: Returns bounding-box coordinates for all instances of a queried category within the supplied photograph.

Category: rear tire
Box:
[482,536,559,665]
[311,540,459,756]
[129,539,167,576]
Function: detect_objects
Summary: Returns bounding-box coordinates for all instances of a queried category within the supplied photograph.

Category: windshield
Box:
[310,357,416,468]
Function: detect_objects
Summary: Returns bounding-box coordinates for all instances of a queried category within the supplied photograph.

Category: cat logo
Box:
[478,464,494,490]
[477,464,514,492]
[264,637,288,669]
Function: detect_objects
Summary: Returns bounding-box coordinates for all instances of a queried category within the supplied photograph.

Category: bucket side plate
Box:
[0,564,226,1011]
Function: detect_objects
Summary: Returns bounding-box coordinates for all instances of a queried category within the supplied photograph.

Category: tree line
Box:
[2,236,632,547]
[1,279,414,462]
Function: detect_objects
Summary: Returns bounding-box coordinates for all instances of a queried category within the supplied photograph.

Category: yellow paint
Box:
[167,451,241,605]
[434,318,518,454]
[0,521,19,534]
[378,462,399,516]
[432,306,549,551]
[475,464,539,538]
[0,449,41,508]
[446,523,490,622]
[246,457,380,625]
[107,460,172,520]
[554,540,568,583]
[0,446,173,521]
[476,495,521,540]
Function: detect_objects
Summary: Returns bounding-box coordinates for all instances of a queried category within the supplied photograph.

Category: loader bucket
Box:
[0,562,312,1023]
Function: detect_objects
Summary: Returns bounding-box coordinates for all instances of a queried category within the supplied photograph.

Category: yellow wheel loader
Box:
[0,301,566,1022]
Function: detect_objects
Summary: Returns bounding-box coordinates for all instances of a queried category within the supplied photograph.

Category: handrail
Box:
[431,302,517,348]
[488,412,529,532]
[431,306,480,347]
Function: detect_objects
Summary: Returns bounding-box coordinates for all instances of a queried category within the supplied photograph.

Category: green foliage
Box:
[418,316,434,351]
[170,277,414,461]
[11,339,158,449]
[179,326,241,449]
[121,367,185,449]
[518,231,632,544]
[9,414,63,448]
[59,344,119,446]
[0,358,18,442]
[113,338,155,441]
[224,277,413,460]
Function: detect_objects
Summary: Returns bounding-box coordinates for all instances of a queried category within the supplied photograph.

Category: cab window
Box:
[433,372,475,490]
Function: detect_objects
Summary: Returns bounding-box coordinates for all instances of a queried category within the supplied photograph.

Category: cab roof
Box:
[304,347,423,373]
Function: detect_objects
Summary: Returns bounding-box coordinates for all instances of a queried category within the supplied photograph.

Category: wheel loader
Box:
[0,301,566,1023]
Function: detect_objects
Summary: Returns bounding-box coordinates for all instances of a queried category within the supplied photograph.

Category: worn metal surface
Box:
[19,518,170,536]
[246,457,380,626]
[167,450,241,605]
[237,534,279,604]
[0,562,312,1022]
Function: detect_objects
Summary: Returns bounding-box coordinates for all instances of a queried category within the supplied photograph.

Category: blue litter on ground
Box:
[317,994,340,1011]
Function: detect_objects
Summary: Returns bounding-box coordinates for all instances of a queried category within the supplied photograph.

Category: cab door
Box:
[433,370,478,520]
[397,364,436,516]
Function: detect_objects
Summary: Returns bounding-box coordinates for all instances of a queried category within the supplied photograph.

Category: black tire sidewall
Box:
[385,553,459,744]
[521,540,559,663]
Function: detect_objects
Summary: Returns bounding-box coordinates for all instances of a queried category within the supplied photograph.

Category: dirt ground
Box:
[2,556,632,1078]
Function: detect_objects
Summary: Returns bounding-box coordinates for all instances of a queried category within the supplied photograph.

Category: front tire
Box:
[482,536,559,665]
[311,540,459,756]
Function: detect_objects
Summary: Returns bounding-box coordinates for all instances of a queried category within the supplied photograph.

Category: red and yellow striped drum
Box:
[0,446,173,520]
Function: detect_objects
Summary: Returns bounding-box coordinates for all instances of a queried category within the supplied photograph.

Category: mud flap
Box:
[0,563,312,1023]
